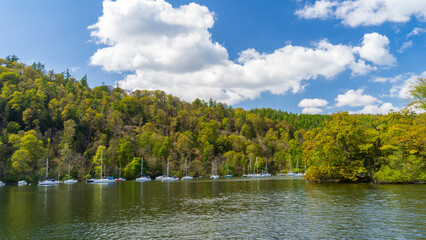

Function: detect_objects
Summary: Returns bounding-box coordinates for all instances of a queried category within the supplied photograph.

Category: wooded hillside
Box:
[0,56,424,183]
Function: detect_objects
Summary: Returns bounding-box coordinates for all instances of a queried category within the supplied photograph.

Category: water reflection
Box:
[0,179,425,239]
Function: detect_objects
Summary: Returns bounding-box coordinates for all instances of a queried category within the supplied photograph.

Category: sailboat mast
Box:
[100,149,103,179]
[296,157,299,173]
[46,158,48,179]
[141,157,143,177]
[288,156,291,172]
[185,157,187,176]
[167,159,169,176]
[265,161,267,173]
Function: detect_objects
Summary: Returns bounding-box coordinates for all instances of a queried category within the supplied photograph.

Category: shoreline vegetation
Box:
[0,56,424,184]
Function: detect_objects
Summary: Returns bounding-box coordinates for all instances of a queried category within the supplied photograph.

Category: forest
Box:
[0,56,424,183]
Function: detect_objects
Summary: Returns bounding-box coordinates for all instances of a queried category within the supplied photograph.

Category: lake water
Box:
[0,177,425,239]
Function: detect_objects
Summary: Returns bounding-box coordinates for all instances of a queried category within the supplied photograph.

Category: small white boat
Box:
[278,173,285,176]
[210,160,219,179]
[286,156,296,176]
[155,176,164,181]
[0,181,5,187]
[39,179,59,186]
[18,180,28,186]
[161,159,178,182]
[136,176,151,182]
[225,165,232,178]
[39,158,60,186]
[295,173,304,177]
[93,150,115,184]
[94,177,115,184]
[136,157,151,182]
[63,162,77,184]
[162,176,179,182]
[181,157,193,180]
[263,161,271,177]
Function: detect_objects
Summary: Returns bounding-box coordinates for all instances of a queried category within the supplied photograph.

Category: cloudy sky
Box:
[1,0,425,114]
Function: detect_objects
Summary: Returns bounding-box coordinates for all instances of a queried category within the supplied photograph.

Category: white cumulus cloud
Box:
[302,107,324,114]
[335,89,381,107]
[298,98,329,108]
[295,1,337,19]
[296,0,426,27]
[354,33,396,66]
[350,102,399,114]
[389,72,426,99]
[299,98,329,114]
[89,0,395,104]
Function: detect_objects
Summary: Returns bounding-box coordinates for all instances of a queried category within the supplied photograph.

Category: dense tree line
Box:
[303,80,425,183]
[0,57,327,182]
[0,56,424,183]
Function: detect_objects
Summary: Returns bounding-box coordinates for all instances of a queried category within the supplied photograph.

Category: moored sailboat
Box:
[39,158,60,186]
[18,180,28,186]
[136,157,151,182]
[295,157,303,177]
[115,166,126,182]
[162,159,178,182]
[182,157,193,180]
[225,165,233,178]
[64,162,77,184]
[0,181,4,187]
[210,160,219,179]
[93,150,115,184]
[263,161,271,177]
[287,156,295,176]
[246,157,254,177]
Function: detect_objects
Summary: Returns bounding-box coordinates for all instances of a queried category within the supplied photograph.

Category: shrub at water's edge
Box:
[303,78,425,183]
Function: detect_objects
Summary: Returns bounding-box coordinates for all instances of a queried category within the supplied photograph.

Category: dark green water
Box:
[0,177,425,239]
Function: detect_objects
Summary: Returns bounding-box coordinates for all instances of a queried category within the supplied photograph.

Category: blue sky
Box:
[1,0,425,114]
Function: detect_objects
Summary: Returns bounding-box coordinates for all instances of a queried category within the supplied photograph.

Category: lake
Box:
[0,177,425,239]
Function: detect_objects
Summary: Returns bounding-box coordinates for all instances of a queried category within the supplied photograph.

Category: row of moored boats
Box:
[0,155,304,187]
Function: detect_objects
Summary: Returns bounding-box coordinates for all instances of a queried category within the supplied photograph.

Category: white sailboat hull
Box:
[93,179,115,184]
[210,175,219,179]
[161,177,179,182]
[63,179,78,184]
[38,181,59,186]
[182,176,193,180]
[18,180,28,186]
[0,181,4,187]
[136,177,151,182]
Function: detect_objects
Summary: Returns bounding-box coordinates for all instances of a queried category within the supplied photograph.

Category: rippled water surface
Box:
[0,178,425,239]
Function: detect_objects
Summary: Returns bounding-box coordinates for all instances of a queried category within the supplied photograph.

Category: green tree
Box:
[409,78,426,110]
[303,113,374,182]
